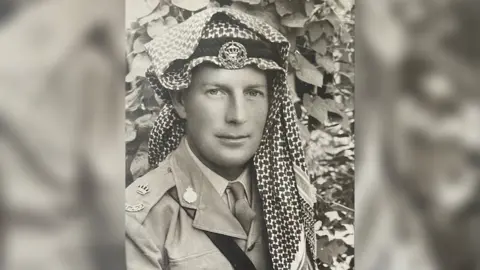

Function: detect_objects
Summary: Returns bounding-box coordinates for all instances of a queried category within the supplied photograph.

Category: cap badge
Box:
[218,41,248,69]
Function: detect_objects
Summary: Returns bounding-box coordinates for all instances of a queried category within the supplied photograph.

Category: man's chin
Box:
[212,154,253,170]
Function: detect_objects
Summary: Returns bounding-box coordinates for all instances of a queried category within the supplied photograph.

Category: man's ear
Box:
[169,90,187,119]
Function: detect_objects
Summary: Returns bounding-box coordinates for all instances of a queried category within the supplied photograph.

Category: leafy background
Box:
[125,0,354,269]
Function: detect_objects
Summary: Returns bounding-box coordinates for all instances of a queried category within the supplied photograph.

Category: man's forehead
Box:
[191,64,268,86]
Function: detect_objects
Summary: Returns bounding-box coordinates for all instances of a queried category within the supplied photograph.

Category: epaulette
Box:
[125,158,175,224]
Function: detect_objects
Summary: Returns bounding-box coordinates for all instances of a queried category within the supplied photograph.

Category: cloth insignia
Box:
[125,203,145,212]
[136,183,150,195]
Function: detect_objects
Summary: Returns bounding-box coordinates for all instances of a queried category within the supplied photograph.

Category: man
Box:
[126,8,317,270]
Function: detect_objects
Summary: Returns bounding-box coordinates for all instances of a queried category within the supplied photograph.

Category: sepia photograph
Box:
[3,0,480,270]
[125,0,354,269]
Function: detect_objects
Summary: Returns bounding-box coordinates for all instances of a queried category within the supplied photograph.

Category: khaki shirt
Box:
[184,138,252,208]
[125,140,273,270]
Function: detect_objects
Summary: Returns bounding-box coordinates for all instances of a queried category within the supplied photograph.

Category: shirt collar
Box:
[185,138,252,202]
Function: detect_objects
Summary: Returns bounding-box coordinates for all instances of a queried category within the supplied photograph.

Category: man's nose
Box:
[226,94,247,124]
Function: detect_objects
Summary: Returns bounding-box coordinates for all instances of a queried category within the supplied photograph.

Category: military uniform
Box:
[126,139,275,270]
[128,8,318,270]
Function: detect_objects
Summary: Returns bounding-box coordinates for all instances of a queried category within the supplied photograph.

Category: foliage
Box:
[125,0,354,268]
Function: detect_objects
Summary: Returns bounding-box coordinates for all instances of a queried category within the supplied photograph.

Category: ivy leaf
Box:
[286,70,300,103]
[341,117,352,132]
[135,113,155,131]
[341,29,353,43]
[138,5,169,25]
[326,239,348,257]
[126,0,160,26]
[339,71,354,84]
[138,140,149,153]
[293,27,306,37]
[326,0,353,18]
[126,88,143,112]
[295,52,324,87]
[305,95,348,128]
[132,35,151,54]
[305,0,316,17]
[275,0,297,16]
[297,120,310,143]
[171,0,210,11]
[343,234,354,247]
[126,119,137,143]
[303,93,313,108]
[336,0,354,13]
[304,94,328,123]
[281,12,308,28]
[323,13,341,31]
[147,19,166,37]
[323,98,348,124]
[314,220,323,232]
[165,16,178,26]
[311,37,327,55]
[317,245,334,265]
[157,4,170,16]
[288,52,300,70]
[307,22,323,42]
[142,83,162,111]
[316,54,337,73]
[341,224,354,246]
[232,0,262,5]
[126,53,151,82]
[317,235,330,248]
[324,84,339,95]
[317,226,335,241]
[325,211,342,221]
[307,21,334,41]
[243,4,282,30]
[130,149,150,179]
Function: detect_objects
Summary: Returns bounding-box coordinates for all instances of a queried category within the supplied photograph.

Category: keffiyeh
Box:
[144,8,316,270]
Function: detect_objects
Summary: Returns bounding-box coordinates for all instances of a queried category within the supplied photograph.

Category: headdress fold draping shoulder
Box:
[143,8,317,270]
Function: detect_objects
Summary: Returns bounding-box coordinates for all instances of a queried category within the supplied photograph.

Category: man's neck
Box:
[184,138,247,181]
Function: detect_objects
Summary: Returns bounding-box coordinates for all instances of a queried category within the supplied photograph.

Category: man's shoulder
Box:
[125,157,176,224]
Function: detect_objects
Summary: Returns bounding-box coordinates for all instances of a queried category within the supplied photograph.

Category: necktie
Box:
[228,181,256,234]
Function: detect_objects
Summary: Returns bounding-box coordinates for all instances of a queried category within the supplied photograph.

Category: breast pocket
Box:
[169,249,233,270]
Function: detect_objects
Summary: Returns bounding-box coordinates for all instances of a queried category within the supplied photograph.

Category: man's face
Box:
[172,64,269,176]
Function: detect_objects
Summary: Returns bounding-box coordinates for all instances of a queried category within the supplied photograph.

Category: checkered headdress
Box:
[144,8,317,270]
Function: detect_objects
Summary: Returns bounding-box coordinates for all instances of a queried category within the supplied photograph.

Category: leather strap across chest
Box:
[167,188,258,270]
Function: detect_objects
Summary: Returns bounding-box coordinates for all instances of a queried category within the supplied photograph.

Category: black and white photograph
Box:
[125,1,355,269]
[4,0,480,270]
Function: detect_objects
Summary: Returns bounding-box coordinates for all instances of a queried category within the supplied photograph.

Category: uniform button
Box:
[247,243,255,251]
[167,167,172,173]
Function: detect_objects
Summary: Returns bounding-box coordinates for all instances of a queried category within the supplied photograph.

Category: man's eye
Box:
[206,89,224,96]
[246,89,265,97]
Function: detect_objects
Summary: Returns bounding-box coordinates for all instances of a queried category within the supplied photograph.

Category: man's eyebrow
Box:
[200,82,268,89]
[199,82,228,88]
[245,83,268,89]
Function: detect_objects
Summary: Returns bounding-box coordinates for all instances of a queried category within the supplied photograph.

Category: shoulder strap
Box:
[167,188,258,270]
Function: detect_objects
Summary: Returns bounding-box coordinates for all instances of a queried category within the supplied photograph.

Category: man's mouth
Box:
[217,134,249,139]
[216,134,250,144]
